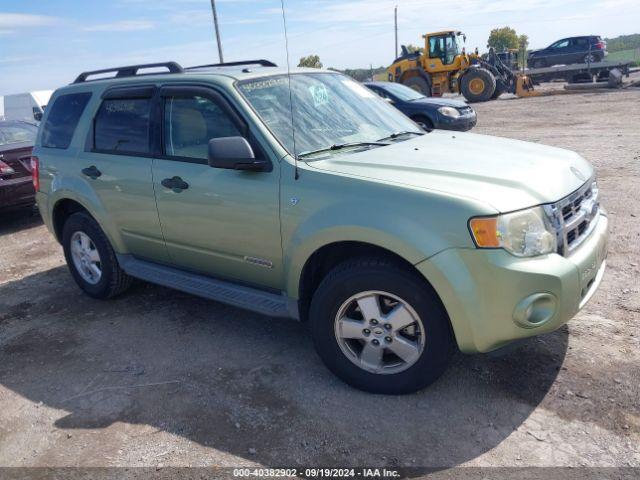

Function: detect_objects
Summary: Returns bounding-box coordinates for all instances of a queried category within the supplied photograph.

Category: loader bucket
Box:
[515,75,536,97]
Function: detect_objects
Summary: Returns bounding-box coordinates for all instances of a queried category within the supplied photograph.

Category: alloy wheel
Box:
[70,231,102,285]
[334,291,426,374]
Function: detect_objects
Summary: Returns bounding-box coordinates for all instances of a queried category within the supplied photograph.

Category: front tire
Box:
[460,68,496,103]
[309,257,453,394]
[532,59,547,69]
[411,115,434,131]
[62,212,132,299]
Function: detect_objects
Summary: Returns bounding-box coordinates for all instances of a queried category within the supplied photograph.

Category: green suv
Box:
[33,61,608,394]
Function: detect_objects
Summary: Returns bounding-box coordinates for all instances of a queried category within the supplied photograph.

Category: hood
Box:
[409,97,469,108]
[306,131,593,212]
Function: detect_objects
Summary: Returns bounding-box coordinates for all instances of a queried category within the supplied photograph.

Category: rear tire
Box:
[62,212,132,299]
[460,68,496,103]
[309,257,453,394]
[583,53,599,63]
[401,76,432,96]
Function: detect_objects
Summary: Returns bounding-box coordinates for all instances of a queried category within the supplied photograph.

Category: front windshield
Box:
[237,73,421,157]
[0,121,38,146]
[429,33,464,65]
[378,83,426,102]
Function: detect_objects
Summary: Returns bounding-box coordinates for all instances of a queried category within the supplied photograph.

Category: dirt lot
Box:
[1,83,639,471]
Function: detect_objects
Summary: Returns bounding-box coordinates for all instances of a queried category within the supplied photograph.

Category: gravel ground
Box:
[0,81,639,471]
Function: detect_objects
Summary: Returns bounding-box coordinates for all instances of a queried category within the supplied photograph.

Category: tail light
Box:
[0,159,15,176]
[595,41,605,50]
[31,156,40,191]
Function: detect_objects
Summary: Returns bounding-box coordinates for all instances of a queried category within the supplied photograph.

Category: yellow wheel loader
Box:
[387,31,534,102]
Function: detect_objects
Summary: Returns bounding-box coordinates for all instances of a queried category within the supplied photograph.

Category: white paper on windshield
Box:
[309,85,329,107]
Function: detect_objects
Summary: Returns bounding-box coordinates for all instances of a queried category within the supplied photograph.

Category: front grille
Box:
[544,179,600,256]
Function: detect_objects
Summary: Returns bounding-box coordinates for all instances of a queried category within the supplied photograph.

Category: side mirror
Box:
[208,136,267,172]
[33,112,43,122]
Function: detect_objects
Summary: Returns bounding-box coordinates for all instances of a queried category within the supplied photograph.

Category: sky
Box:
[1,0,639,95]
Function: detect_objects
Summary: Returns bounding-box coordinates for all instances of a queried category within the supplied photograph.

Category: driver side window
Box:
[163,95,241,159]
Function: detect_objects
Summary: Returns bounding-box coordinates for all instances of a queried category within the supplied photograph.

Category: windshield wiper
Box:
[377,131,425,142]
[298,141,389,159]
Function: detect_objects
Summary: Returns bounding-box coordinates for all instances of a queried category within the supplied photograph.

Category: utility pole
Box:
[394,5,398,58]
[210,0,224,63]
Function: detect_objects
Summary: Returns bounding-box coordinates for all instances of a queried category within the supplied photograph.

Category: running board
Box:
[117,255,297,319]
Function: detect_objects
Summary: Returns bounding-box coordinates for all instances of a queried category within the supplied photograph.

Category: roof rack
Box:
[185,59,277,70]
[73,61,184,84]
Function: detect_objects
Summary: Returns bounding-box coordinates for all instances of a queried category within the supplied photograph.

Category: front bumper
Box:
[436,112,477,132]
[417,212,608,353]
[0,176,35,211]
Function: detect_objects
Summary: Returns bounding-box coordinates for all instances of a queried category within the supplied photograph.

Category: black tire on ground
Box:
[411,115,434,131]
[62,212,132,299]
[401,75,432,96]
[309,257,454,395]
[460,68,496,103]
[532,59,547,69]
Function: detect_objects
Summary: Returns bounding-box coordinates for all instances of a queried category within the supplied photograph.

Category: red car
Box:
[0,120,38,212]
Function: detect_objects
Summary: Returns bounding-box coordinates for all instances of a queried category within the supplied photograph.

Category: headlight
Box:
[438,106,460,118]
[469,206,557,257]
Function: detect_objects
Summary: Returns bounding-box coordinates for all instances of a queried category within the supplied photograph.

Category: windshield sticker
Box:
[240,77,287,92]
[308,84,329,107]
[341,80,375,98]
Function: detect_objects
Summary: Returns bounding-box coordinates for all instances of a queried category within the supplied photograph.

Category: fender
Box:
[281,197,470,298]
[47,178,126,253]
[284,226,428,298]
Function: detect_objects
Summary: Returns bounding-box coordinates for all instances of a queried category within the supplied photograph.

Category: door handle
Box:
[81,165,102,180]
[161,176,189,192]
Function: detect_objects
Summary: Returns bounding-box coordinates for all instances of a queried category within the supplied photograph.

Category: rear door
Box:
[151,85,282,290]
[80,86,169,263]
[570,37,590,63]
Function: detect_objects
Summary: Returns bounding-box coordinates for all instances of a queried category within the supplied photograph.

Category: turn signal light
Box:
[469,217,500,247]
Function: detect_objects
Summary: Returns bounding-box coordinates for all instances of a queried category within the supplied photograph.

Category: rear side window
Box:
[41,92,92,149]
[94,98,151,154]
